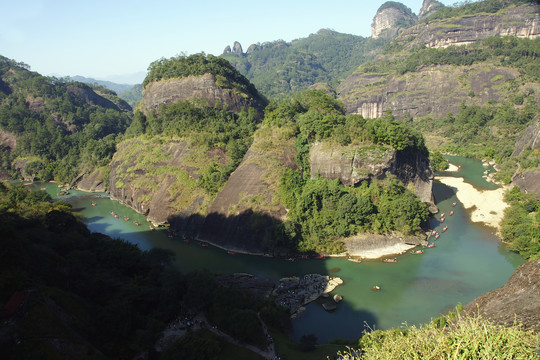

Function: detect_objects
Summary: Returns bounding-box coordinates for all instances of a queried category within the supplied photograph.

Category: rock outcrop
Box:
[418,0,444,20]
[512,115,540,157]
[108,139,212,226]
[338,64,519,120]
[232,41,243,55]
[511,115,540,199]
[76,168,106,192]
[371,1,417,39]
[464,259,540,332]
[399,3,539,49]
[141,73,267,117]
[171,126,299,254]
[309,142,435,208]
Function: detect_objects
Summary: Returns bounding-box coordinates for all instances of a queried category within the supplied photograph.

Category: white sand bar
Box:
[447,163,460,172]
[436,176,509,230]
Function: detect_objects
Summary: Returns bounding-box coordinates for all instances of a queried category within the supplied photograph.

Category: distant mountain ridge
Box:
[69,75,143,107]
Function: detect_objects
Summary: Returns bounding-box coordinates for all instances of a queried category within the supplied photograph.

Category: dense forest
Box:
[267,91,430,253]
[0,56,132,183]
[0,183,287,359]
[221,30,389,99]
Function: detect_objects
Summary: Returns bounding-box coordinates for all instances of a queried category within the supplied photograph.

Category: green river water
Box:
[30,156,524,343]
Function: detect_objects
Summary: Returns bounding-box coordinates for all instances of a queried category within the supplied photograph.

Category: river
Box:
[30,156,524,343]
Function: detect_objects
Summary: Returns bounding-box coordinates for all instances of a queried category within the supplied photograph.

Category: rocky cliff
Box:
[464,259,540,332]
[511,115,540,199]
[108,138,213,226]
[141,73,267,117]
[169,125,299,254]
[398,3,539,49]
[371,1,417,39]
[339,64,519,119]
[309,142,436,210]
[418,0,444,20]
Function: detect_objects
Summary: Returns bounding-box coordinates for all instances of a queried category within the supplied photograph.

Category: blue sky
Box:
[1,0,457,83]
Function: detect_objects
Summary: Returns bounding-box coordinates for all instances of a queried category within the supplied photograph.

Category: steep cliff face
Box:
[339,64,519,119]
[418,0,444,20]
[108,138,213,226]
[142,73,266,117]
[511,115,540,199]
[399,3,539,49]
[309,142,435,209]
[464,259,540,332]
[170,125,299,254]
[371,2,417,39]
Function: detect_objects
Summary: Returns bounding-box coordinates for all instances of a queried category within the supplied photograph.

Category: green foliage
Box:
[123,101,258,196]
[0,56,131,184]
[425,0,535,22]
[413,99,538,183]
[118,84,142,107]
[222,30,389,99]
[0,183,285,358]
[430,151,449,172]
[346,312,540,359]
[501,187,540,259]
[380,36,540,81]
[143,53,263,103]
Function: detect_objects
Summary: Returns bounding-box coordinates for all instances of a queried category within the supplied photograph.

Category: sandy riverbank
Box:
[342,232,425,259]
[436,176,509,231]
[447,163,460,172]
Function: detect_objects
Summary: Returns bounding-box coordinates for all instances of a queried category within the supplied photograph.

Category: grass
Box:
[338,314,540,360]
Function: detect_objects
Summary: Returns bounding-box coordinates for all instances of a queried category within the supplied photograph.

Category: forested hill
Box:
[221,29,389,99]
[0,55,132,184]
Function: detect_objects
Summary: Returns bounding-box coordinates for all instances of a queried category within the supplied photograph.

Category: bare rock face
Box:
[511,115,540,199]
[399,3,539,49]
[246,44,260,54]
[309,142,435,209]
[223,45,232,54]
[0,129,16,152]
[512,168,540,200]
[77,168,106,192]
[142,73,266,117]
[233,41,243,55]
[512,115,540,157]
[338,64,519,120]
[371,2,417,39]
[418,0,444,20]
[464,259,540,332]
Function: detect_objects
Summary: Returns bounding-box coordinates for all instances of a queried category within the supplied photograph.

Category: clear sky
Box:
[1,0,457,83]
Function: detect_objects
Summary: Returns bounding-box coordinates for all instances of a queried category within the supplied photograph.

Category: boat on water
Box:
[91,202,96,206]
[383,258,397,263]
[411,250,424,254]
[443,226,448,232]
[371,285,381,291]
[227,250,235,255]
[123,217,129,221]
[425,244,436,248]
[452,202,457,206]
[450,210,454,215]
[348,258,362,263]
[435,233,440,239]
[134,221,140,226]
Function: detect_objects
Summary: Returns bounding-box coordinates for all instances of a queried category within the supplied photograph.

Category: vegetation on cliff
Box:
[363,36,540,80]
[120,99,259,198]
[0,183,286,359]
[424,0,536,21]
[0,55,131,183]
[143,53,264,102]
[501,187,540,259]
[267,91,430,253]
[221,30,389,99]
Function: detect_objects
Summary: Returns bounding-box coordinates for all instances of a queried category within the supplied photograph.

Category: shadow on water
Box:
[26,170,523,345]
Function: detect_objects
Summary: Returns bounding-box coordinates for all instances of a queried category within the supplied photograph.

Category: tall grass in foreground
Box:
[338,314,540,359]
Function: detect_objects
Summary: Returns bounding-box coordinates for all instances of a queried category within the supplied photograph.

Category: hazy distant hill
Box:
[70,76,143,107]
[69,75,134,94]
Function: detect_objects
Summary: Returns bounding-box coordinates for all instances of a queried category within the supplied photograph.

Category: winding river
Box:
[31,156,524,343]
